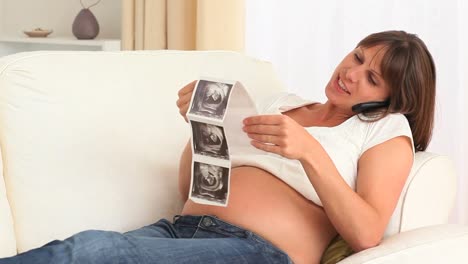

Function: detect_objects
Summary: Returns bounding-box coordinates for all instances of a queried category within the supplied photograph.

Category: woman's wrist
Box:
[298,138,337,181]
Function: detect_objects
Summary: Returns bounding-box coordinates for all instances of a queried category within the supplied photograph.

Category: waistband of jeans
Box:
[173,215,248,238]
[173,214,292,261]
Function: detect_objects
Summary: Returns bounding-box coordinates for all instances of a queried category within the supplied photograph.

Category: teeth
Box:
[338,79,349,93]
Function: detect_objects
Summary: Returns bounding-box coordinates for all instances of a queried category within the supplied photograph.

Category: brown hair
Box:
[357,30,436,152]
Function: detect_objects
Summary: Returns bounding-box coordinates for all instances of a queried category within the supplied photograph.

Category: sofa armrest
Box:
[400,153,457,231]
[338,225,468,264]
[384,152,457,237]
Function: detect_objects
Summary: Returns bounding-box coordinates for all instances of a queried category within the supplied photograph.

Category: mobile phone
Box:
[351,101,389,113]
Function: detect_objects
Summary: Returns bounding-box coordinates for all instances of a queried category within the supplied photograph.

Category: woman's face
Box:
[325,45,391,113]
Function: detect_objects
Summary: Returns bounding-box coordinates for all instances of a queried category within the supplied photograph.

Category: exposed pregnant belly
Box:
[182,166,337,264]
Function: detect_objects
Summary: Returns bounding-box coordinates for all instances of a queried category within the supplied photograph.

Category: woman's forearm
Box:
[300,149,383,252]
[178,139,192,201]
[300,136,413,252]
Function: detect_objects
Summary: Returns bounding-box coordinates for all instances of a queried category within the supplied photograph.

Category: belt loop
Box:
[173,215,181,223]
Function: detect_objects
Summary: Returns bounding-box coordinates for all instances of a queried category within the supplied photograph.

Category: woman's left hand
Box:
[243,114,316,160]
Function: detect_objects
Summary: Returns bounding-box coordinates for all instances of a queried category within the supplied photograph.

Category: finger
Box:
[251,140,281,154]
[243,115,286,125]
[180,104,189,116]
[247,133,282,145]
[178,80,197,96]
[176,93,193,107]
[243,124,284,136]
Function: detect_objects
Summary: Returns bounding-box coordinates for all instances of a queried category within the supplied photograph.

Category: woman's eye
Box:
[368,74,377,86]
[354,53,363,63]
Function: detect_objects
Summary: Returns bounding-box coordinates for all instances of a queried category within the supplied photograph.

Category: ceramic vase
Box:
[72,8,100,40]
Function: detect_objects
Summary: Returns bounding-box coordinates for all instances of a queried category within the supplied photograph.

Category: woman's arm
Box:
[300,136,413,252]
[176,80,197,201]
[178,139,192,201]
[243,114,413,252]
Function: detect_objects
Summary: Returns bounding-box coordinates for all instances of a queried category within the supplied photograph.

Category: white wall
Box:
[0,0,121,38]
[456,0,468,224]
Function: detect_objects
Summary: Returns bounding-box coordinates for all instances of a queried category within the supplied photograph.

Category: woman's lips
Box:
[335,76,351,95]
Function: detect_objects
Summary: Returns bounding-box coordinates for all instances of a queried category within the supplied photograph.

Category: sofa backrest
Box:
[0,50,286,254]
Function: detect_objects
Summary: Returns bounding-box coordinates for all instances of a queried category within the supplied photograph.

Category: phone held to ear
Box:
[351,101,389,113]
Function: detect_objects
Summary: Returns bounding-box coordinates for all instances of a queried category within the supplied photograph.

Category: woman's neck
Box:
[305,101,354,127]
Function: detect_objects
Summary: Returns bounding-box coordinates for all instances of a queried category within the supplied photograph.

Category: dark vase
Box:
[72,8,100,40]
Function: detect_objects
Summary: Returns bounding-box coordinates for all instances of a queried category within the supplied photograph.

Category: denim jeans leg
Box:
[0,216,292,264]
[0,219,177,264]
[0,230,139,264]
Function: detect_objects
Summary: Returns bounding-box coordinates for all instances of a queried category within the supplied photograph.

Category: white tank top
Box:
[231,93,414,206]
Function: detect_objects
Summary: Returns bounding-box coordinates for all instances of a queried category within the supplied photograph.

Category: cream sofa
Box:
[0,50,467,263]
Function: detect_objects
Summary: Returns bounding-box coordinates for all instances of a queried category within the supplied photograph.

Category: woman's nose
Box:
[345,66,365,83]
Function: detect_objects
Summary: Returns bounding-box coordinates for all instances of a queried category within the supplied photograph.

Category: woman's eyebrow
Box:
[359,47,384,79]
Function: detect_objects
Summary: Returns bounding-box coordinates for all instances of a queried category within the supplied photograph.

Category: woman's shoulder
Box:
[360,113,410,130]
[358,113,414,154]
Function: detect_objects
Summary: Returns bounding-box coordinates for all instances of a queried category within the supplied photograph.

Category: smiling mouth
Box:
[337,76,351,94]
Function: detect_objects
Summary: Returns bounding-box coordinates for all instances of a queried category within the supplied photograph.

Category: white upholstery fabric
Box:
[0,51,285,254]
[339,225,468,264]
[0,151,17,257]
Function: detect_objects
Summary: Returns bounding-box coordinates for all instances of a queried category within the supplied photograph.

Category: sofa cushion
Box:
[320,235,354,264]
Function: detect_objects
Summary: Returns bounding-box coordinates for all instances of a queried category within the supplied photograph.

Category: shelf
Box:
[0,35,120,47]
[0,35,121,56]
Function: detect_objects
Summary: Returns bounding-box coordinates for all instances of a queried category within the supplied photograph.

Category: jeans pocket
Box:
[201,226,249,239]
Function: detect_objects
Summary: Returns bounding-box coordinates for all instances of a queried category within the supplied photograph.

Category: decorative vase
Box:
[72,0,101,40]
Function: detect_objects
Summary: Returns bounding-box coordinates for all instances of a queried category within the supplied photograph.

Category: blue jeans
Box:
[0,215,293,264]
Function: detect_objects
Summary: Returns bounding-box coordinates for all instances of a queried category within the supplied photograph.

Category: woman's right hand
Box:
[176,80,197,122]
